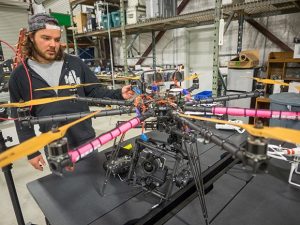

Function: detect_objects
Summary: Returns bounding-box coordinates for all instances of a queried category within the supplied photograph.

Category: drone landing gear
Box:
[0,131,37,225]
[289,159,300,187]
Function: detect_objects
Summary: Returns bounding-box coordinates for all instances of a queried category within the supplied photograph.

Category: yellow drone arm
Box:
[0,96,76,108]
[179,114,300,144]
[0,111,99,168]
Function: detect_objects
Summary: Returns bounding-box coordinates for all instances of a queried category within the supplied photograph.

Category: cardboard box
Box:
[74,13,87,33]
[127,7,146,25]
[128,0,146,7]
[228,50,259,69]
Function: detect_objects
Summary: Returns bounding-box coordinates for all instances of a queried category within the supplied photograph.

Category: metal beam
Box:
[245,18,293,52]
[136,0,191,65]
[176,0,190,14]
[152,30,156,69]
[136,31,166,65]
[212,0,222,97]
[293,1,300,9]
[237,12,245,54]
[120,0,128,75]
[224,12,235,34]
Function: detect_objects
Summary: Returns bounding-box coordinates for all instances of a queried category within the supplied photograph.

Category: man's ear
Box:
[29,33,34,42]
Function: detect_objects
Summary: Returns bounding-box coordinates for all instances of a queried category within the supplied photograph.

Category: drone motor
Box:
[47,138,72,175]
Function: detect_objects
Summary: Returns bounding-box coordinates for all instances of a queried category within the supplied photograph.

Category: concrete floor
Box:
[0,109,142,225]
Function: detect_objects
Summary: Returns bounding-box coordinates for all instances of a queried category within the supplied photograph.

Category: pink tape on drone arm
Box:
[280,111,300,119]
[69,117,141,163]
[213,107,300,119]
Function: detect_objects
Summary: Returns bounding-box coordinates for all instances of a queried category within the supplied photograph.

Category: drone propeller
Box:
[251,77,289,86]
[244,77,300,90]
[184,73,199,81]
[121,76,140,80]
[35,83,100,91]
[0,111,99,168]
[0,96,76,108]
[179,114,300,144]
[97,75,140,81]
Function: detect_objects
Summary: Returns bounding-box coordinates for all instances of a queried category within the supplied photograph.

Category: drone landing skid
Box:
[289,160,300,187]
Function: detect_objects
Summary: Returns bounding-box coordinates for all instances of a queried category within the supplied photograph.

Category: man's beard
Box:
[33,42,58,62]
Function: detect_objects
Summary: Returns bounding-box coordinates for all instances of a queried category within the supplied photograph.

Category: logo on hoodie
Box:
[64,70,81,85]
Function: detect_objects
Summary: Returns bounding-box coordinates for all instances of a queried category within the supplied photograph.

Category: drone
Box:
[268,144,300,187]
[0,75,299,223]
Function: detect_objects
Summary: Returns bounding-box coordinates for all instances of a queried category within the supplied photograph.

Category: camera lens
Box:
[143,161,154,173]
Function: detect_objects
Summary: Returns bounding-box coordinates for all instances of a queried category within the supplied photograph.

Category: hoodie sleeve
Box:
[8,72,40,160]
[79,60,124,100]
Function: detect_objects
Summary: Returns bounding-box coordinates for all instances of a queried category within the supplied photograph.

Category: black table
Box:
[27,130,300,225]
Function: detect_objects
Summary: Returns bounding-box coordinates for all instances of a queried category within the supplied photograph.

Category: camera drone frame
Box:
[1,76,300,224]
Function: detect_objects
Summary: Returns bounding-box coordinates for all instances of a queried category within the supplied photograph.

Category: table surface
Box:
[27,130,300,225]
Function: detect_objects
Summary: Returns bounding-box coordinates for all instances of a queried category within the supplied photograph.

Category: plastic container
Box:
[111,11,121,27]
[193,91,212,101]
[101,14,112,29]
[269,92,300,129]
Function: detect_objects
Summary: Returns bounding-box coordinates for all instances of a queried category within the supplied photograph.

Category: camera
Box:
[134,148,168,189]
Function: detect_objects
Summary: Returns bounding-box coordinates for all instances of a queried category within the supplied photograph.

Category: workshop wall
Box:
[0,1,28,60]
[43,0,80,14]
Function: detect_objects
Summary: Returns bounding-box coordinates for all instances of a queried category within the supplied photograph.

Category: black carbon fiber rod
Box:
[76,96,133,106]
[20,108,135,126]
[174,114,245,160]
[185,90,263,106]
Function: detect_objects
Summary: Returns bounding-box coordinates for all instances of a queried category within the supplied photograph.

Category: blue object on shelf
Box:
[194,91,212,101]
[111,11,121,27]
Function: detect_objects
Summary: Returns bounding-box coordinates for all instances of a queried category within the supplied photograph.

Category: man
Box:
[9,13,134,171]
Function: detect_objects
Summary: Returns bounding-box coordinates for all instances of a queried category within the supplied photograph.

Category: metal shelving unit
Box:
[74,0,300,38]
[70,0,120,7]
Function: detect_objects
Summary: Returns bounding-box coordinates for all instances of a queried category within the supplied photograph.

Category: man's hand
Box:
[28,155,46,171]
[122,85,135,100]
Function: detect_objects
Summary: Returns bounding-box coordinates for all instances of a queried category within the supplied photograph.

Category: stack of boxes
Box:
[126,0,146,25]
[145,0,177,19]
[159,0,177,18]
[145,0,159,18]
[74,13,87,33]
